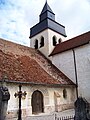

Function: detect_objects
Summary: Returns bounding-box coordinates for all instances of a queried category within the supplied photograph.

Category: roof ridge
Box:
[66,31,90,42]
[50,31,90,56]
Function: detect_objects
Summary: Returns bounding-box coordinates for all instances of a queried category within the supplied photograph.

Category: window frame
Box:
[34,39,38,49]
[40,36,44,48]
[63,89,67,99]
[52,35,57,46]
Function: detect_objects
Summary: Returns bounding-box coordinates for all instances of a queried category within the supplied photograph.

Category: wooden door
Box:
[32,90,44,114]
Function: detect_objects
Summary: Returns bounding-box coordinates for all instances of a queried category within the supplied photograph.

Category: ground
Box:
[7,109,75,120]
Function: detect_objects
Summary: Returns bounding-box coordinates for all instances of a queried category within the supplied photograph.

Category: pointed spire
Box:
[30,0,66,39]
[41,1,54,14]
[40,1,55,22]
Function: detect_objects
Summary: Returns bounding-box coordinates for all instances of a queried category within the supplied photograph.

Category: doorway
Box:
[31,90,44,114]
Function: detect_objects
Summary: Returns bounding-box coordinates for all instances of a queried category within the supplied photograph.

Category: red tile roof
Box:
[0,38,75,86]
[50,31,90,56]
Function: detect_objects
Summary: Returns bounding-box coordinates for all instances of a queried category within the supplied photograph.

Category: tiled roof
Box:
[50,31,90,56]
[0,38,75,86]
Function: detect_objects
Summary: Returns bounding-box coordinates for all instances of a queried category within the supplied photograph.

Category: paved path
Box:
[26,114,54,120]
[25,109,75,120]
[7,109,75,120]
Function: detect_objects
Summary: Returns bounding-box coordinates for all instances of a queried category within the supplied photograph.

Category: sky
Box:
[0,0,90,46]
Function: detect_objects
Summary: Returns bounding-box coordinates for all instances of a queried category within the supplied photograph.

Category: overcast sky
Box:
[0,0,90,46]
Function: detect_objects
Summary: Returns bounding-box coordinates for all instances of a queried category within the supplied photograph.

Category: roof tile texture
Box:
[0,38,75,86]
[50,31,90,56]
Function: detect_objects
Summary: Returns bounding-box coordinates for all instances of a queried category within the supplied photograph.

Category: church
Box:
[0,1,89,119]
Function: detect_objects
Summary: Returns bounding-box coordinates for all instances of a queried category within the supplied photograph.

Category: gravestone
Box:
[74,97,90,120]
[0,86,10,120]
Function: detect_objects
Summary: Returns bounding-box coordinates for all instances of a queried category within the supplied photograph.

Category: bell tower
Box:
[29,1,67,58]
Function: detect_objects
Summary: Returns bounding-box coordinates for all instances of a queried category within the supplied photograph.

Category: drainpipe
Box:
[72,49,78,99]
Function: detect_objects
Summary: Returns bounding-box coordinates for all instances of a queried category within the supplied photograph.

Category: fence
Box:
[55,114,74,120]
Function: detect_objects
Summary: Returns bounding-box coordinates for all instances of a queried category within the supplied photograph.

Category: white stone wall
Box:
[52,44,90,102]
[30,29,65,58]
[5,83,75,118]
[48,29,66,55]
[52,50,75,81]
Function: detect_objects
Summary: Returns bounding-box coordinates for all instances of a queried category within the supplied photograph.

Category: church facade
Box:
[29,1,90,103]
[0,1,89,119]
[0,2,76,119]
[0,38,75,119]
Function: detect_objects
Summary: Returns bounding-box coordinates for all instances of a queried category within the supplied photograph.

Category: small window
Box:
[40,36,44,47]
[58,38,62,43]
[53,36,57,46]
[34,39,38,49]
[63,89,67,99]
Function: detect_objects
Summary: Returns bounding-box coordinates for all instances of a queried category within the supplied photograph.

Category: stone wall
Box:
[5,83,75,119]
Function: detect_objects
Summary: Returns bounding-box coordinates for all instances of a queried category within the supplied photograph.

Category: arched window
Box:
[58,38,62,44]
[34,39,38,49]
[53,36,57,46]
[40,36,44,47]
[63,89,67,99]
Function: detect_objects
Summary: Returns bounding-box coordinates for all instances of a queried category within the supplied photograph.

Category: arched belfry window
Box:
[63,89,67,99]
[58,38,62,44]
[34,39,38,49]
[40,36,44,48]
[53,36,57,46]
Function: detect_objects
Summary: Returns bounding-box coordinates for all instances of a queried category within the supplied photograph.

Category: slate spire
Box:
[41,1,54,14]
[30,1,67,38]
[40,1,55,22]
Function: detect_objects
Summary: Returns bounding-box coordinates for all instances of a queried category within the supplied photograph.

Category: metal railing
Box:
[55,114,74,120]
